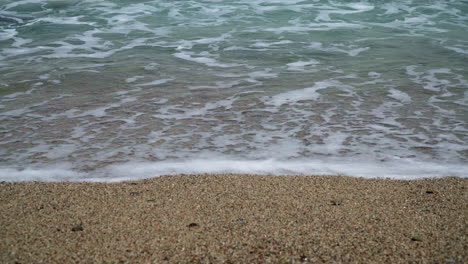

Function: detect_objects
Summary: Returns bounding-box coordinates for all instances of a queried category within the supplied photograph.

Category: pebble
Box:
[71,224,84,232]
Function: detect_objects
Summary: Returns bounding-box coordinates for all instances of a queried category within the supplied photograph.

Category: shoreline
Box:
[1,174,466,263]
[2,158,467,181]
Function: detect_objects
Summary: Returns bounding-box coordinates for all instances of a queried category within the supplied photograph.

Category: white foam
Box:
[223,46,259,52]
[176,33,232,50]
[388,89,411,103]
[214,70,277,80]
[0,14,25,24]
[287,59,320,71]
[44,144,77,159]
[189,69,277,89]
[1,158,466,182]
[348,47,369,56]
[189,80,244,90]
[156,97,236,119]
[316,2,374,22]
[78,106,110,117]
[1,107,31,117]
[38,73,49,80]
[266,80,344,106]
[34,16,95,26]
[261,22,365,33]
[0,166,87,182]
[3,0,44,11]
[251,40,292,48]
[136,78,173,87]
[368,16,448,33]
[404,17,432,25]
[309,42,369,56]
[125,76,145,83]
[248,70,277,79]
[1,0,467,183]
[446,46,468,55]
[368,72,381,78]
[406,66,456,92]
[174,52,240,68]
[381,3,401,15]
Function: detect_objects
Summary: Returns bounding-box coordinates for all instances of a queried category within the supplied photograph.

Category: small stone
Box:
[411,236,422,242]
[234,218,247,223]
[300,255,308,261]
[425,190,434,194]
[71,224,83,232]
[330,200,341,206]
[187,223,199,228]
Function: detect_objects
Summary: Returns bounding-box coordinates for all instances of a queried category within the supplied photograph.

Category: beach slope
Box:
[1,174,466,263]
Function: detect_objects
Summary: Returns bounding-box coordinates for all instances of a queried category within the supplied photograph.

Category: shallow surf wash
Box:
[0,0,467,181]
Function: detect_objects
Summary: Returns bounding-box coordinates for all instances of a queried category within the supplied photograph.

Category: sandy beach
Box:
[1,174,466,263]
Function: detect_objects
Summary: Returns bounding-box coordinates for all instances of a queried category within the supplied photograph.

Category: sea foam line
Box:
[0,159,466,182]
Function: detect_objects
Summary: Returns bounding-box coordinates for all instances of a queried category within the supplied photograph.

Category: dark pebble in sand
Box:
[411,236,422,242]
[426,190,434,194]
[330,200,342,206]
[71,224,84,232]
[233,218,247,223]
[187,223,199,228]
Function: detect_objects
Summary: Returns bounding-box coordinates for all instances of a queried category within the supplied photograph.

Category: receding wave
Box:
[1,0,467,181]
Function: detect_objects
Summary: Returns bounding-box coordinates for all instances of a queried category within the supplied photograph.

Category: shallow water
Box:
[0,0,467,181]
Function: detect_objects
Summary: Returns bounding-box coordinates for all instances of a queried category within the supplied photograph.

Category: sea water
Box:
[0,0,467,181]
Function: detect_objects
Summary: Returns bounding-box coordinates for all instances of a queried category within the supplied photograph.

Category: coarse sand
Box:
[0,174,466,263]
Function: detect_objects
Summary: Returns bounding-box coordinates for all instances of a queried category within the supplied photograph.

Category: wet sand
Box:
[1,174,466,263]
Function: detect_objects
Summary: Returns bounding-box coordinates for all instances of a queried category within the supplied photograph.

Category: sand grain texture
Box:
[0,174,467,263]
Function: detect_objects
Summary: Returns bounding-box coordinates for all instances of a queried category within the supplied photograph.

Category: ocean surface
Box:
[0,0,467,181]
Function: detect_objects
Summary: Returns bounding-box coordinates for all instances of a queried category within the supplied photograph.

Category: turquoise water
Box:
[0,0,467,181]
